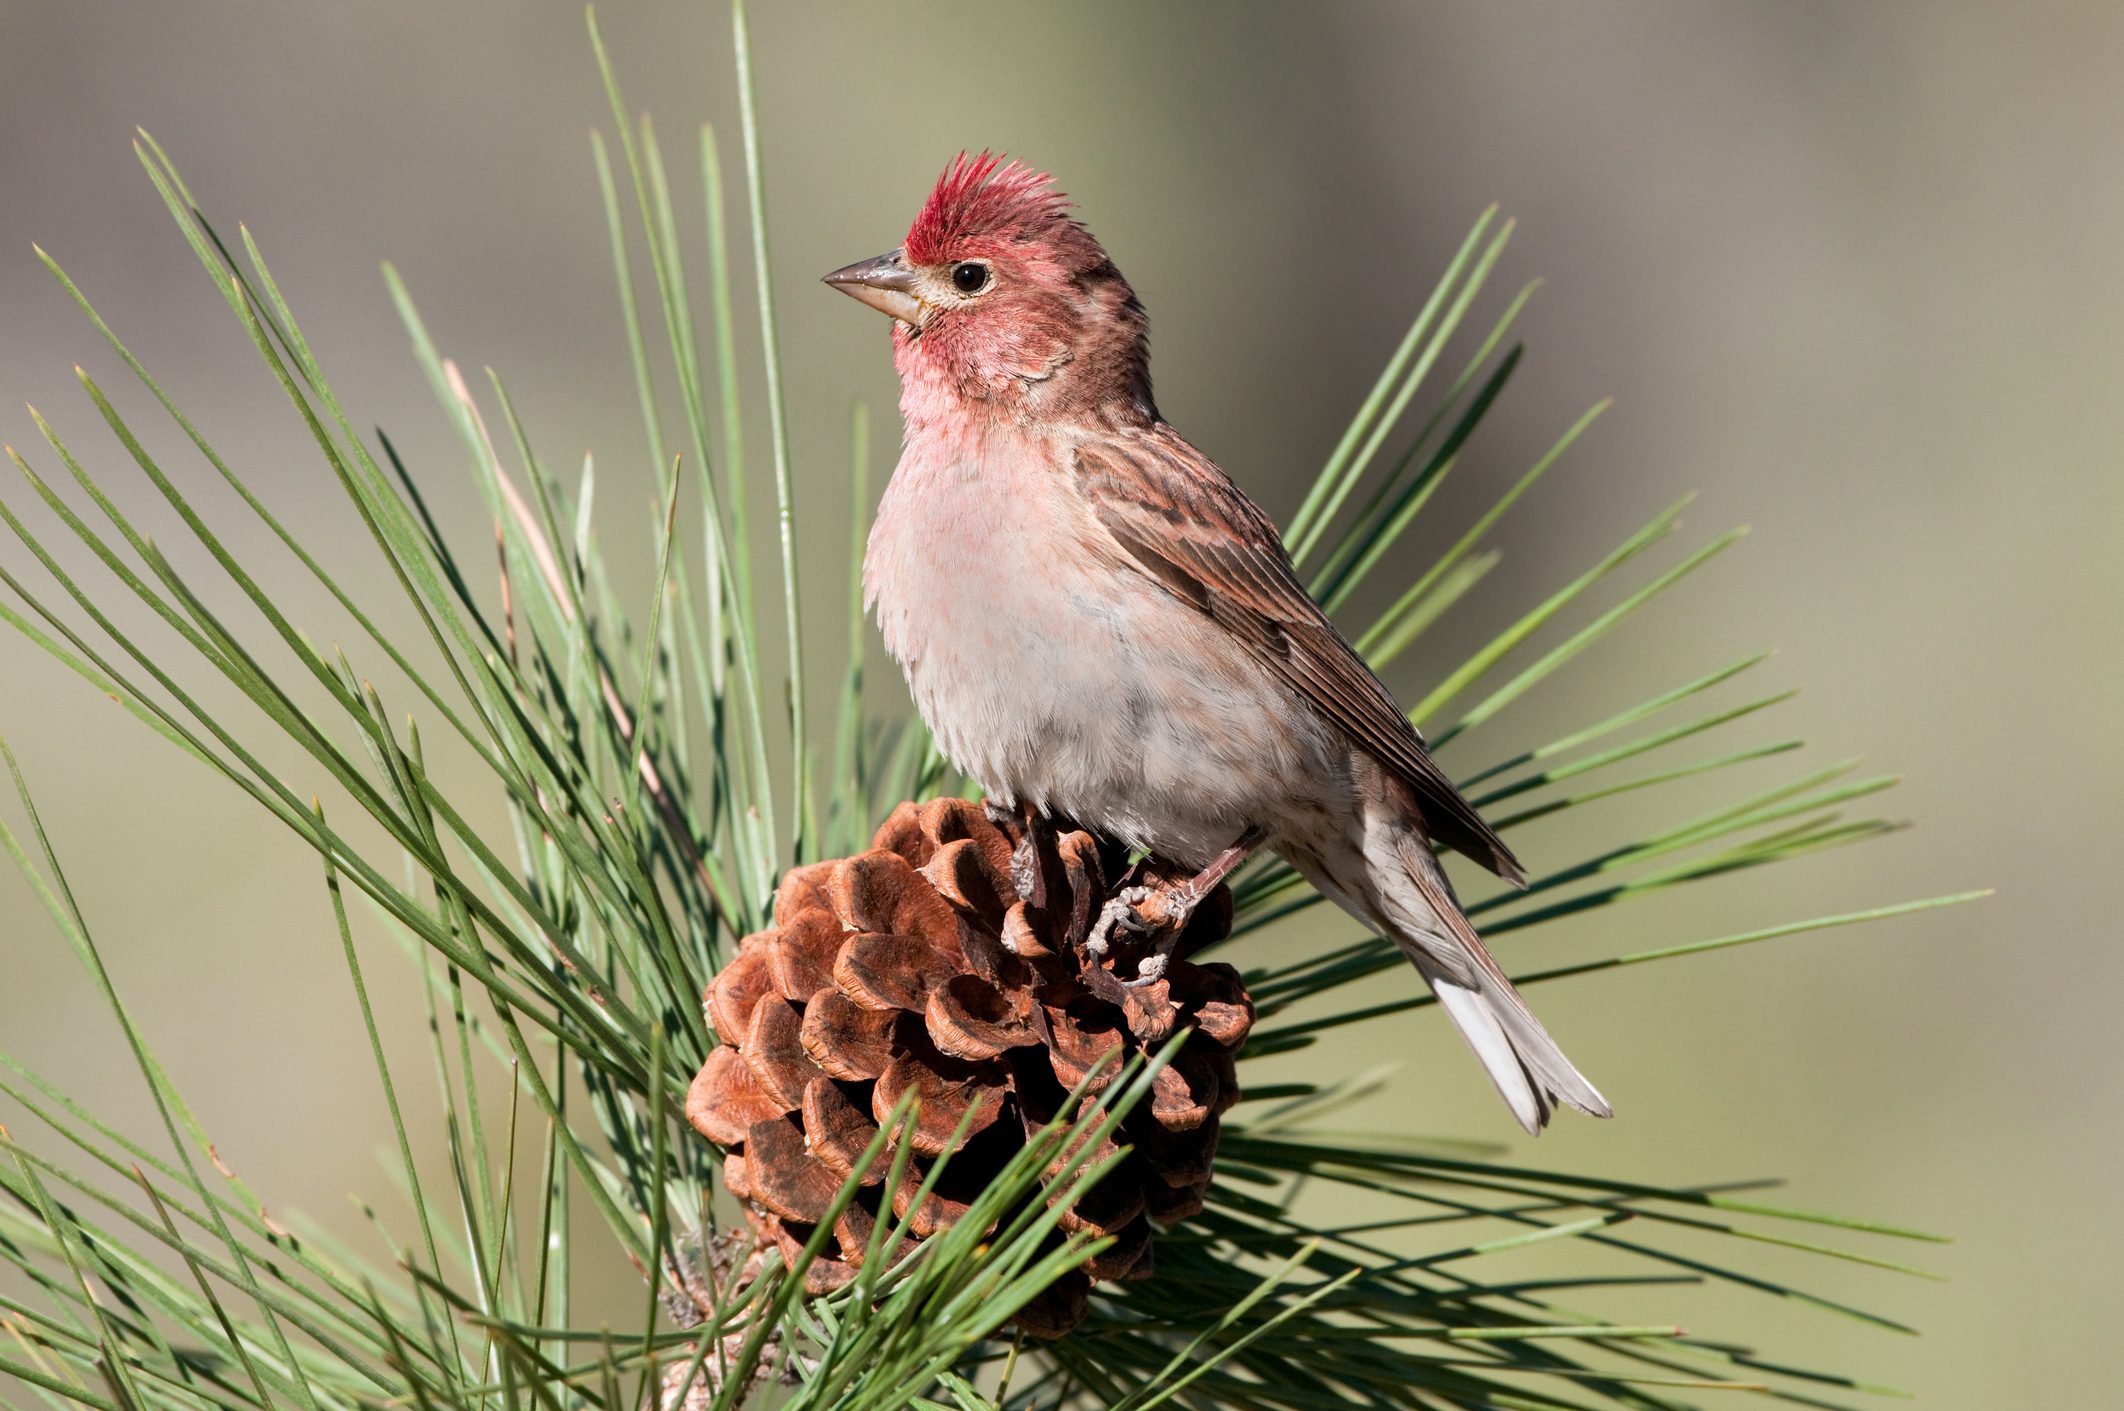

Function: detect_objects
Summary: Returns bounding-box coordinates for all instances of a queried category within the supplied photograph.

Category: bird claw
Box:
[1086,885,1155,960]
[1122,950,1172,988]
[1088,884,1193,987]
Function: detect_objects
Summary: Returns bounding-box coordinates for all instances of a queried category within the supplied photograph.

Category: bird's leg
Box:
[1127,826,1267,984]
[1090,826,1268,984]
[989,797,1056,910]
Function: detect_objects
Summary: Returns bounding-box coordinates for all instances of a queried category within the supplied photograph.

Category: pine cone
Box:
[684,797,1253,1337]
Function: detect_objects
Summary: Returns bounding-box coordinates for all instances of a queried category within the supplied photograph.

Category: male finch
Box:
[825,154,1609,1134]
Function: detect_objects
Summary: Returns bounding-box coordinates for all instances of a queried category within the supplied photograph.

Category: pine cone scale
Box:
[688,1046,791,1146]
[744,1115,845,1225]
[798,990,898,1079]
[741,997,827,1108]
[764,910,844,1002]
[833,931,950,1013]
[800,1077,890,1185]
[706,949,778,1046]
[926,973,1039,1060]
[829,849,959,945]
[874,1051,1008,1155]
[773,860,837,927]
[920,836,1014,915]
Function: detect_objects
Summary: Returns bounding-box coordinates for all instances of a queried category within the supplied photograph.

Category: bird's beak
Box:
[822,249,925,326]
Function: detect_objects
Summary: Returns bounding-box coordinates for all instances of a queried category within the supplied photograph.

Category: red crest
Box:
[903,152,1072,265]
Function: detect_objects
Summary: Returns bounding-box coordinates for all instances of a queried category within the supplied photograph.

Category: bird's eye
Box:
[950,261,991,294]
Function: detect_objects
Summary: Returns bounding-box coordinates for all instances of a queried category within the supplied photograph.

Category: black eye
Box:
[950,261,990,294]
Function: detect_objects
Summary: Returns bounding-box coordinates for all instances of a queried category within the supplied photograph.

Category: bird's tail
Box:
[1371,830,1611,1135]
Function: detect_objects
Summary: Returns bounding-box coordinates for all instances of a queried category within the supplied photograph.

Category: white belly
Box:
[864,437,1347,867]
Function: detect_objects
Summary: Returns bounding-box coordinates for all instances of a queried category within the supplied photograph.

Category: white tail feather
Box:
[1422,966,1550,1134]
[1412,952,1610,1134]
[1303,815,1612,1134]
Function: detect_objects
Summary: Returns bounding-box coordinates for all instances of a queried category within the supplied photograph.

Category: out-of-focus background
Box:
[2,2,2116,1404]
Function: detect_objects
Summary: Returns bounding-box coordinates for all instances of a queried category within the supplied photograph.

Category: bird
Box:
[823,152,1609,1134]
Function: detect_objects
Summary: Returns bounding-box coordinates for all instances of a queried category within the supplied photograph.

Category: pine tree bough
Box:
[685,796,1253,1335]
[657,1230,801,1404]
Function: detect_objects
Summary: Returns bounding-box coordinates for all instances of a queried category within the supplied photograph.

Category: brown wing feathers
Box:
[1075,433,1525,886]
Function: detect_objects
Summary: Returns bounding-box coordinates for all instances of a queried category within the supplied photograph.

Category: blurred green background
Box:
[1,2,2117,1405]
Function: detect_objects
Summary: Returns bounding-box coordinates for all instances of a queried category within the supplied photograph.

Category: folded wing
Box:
[1072,427,1524,885]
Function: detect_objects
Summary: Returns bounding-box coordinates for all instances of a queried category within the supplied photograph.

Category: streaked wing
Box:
[1072,426,1524,885]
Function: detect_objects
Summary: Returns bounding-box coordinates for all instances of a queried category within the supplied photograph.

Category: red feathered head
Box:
[903,152,1092,268]
[822,151,1151,420]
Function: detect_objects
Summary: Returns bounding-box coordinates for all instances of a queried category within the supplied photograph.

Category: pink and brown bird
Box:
[825,153,1609,1134]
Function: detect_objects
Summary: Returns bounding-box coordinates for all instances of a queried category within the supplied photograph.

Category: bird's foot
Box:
[1086,884,1155,961]
[1088,830,1265,982]
[1117,883,1209,986]
[1089,881,1205,986]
